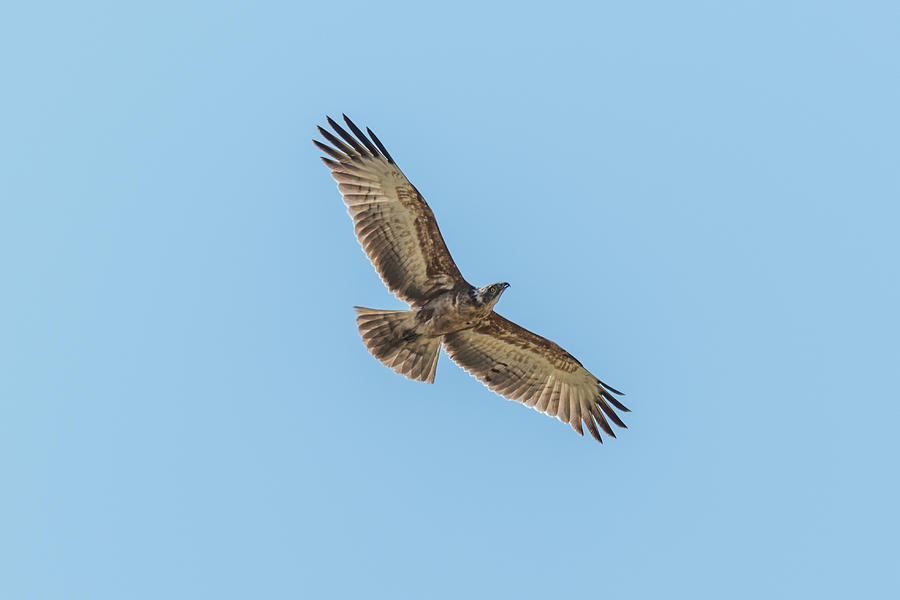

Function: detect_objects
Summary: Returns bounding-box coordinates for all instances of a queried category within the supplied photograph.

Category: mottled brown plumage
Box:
[443,314,627,443]
[315,115,628,443]
[314,116,463,306]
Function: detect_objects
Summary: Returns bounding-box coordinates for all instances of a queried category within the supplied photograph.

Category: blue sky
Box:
[2,1,899,598]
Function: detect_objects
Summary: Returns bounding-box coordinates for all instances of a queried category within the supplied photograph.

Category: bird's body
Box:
[417,283,508,337]
[315,115,629,443]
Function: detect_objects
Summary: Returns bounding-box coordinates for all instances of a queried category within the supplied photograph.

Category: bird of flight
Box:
[314,115,629,443]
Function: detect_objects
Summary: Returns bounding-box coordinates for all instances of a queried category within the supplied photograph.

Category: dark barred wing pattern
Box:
[443,313,628,443]
[314,115,465,306]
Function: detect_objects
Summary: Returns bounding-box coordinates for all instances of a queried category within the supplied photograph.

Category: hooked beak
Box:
[502,282,510,289]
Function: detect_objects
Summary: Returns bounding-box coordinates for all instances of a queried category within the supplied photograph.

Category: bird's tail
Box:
[354,307,441,383]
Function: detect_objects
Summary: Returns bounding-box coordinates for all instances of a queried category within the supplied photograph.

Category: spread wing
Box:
[314,115,466,306]
[443,313,629,443]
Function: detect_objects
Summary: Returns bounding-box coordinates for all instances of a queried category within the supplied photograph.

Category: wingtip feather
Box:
[327,115,367,155]
[366,127,395,164]
[342,114,382,158]
[597,378,625,396]
[583,414,604,443]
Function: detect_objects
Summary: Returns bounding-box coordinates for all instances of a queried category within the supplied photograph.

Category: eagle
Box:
[314,115,629,443]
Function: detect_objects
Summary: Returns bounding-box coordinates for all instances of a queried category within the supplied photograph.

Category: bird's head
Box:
[475,282,510,308]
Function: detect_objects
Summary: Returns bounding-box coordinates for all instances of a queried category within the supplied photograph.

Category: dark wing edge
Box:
[313,114,466,305]
[443,313,628,444]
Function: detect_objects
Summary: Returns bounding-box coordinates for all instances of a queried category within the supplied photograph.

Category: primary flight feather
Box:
[314,115,628,443]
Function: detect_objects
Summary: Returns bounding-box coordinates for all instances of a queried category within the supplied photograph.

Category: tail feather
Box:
[354,307,441,383]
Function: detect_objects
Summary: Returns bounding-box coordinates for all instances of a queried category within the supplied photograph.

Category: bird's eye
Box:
[489,285,497,294]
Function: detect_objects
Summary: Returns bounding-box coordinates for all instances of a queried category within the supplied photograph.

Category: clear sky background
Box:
[2,1,899,598]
